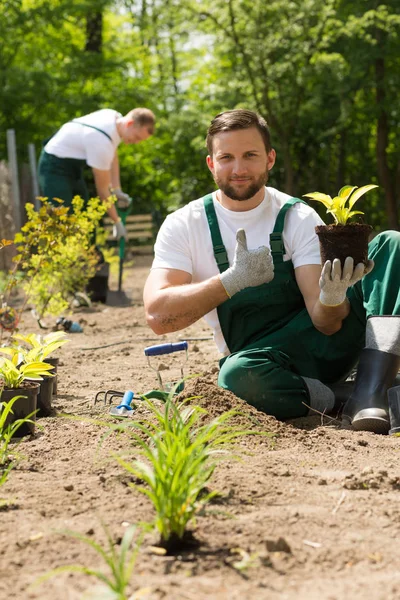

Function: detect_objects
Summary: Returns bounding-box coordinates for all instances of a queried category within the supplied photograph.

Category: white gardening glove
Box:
[220,229,274,298]
[319,257,374,306]
[111,188,132,210]
[112,219,127,240]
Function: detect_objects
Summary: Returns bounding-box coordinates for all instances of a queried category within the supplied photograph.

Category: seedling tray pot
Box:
[315,223,373,268]
[1,383,39,437]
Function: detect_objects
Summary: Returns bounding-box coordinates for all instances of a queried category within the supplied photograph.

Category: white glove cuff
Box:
[319,289,347,307]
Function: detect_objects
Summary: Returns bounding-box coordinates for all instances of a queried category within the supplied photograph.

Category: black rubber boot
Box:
[341,348,400,434]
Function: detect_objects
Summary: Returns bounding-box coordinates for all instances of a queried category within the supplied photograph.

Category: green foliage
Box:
[304,184,378,225]
[13,196,110,318]
[10,331,69,362]
[33,523,146,600]
[0,0,399,226]
[0,395,36,486]
[111,391,270,545]
[0,351,54,388]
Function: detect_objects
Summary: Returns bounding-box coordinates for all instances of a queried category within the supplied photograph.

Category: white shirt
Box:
[152,187,325,354]
[44,109,122,170]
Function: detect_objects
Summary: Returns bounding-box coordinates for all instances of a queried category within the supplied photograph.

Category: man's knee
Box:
[218,351,308,420]
[370,230,400,252]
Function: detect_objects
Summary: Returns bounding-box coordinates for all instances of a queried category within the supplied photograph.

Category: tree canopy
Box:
[1,0,399,227]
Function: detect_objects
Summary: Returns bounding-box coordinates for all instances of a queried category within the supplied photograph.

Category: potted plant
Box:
[303,184,378,267]
[0,355,54,436]
[2,332,69,415]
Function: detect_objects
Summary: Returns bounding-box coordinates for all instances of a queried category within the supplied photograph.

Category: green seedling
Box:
[110,388,272,547]
[32,523,146,600]
[230,547,260,573]
[0,395,36,486]
[303,184,378,225]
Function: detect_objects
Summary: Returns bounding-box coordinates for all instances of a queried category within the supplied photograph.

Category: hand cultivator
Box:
[94,341,189,417]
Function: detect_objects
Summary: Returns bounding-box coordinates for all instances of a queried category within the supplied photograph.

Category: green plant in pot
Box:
[303,184,378,267]
[9,331,69,414]
[0,354,54,436]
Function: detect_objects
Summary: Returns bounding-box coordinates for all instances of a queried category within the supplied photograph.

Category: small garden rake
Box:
[94,341,189,417]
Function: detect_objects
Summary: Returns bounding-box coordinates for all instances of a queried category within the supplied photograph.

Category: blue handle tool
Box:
[144,341,188,356]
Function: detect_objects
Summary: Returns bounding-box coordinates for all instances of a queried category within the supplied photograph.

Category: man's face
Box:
[206,127,276,201]
[123,122,152,144]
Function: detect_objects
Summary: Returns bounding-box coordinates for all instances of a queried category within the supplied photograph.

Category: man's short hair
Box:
[127,108,156,134]
[206,109,272,155]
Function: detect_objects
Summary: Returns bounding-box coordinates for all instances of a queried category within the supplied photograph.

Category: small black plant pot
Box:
[315,223,373,268]
[1,383,40,437]
[36,375,54,417]
[46,357,59,396]
[388,385,400,435]
[86,262,110,303]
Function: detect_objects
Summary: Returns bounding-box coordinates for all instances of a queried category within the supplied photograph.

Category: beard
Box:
[214,169,268,201]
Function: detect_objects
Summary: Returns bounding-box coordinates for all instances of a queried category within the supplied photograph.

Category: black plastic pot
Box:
[46,357,59,396]
[36,375,54,417]
[1,383,40,437]
[86,261,110,303]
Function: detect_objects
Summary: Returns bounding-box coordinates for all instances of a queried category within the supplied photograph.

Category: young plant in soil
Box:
[33,523,146,600]
[0,395,36,487]
[110,391,265,553]
[303,184,378,266]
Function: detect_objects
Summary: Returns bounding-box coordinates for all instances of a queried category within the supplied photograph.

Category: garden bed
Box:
[1,255,400,600]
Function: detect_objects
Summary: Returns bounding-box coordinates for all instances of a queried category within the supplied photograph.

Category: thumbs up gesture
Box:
[220,229,274,298]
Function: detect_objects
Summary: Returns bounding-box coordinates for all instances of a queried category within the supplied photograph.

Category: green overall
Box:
[38,122,113,208]
[203,194,400,420]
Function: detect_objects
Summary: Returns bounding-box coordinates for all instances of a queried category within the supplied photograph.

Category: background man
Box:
[144,109,400,434]
[38,107,155,238]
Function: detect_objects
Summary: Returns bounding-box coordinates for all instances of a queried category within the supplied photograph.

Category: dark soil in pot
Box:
[0,382,40,437]
[315,223,373,267]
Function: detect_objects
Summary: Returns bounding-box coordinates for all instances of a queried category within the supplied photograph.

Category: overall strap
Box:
[71,120,113,142]
[270,198,308,264]
[203,194,229,273]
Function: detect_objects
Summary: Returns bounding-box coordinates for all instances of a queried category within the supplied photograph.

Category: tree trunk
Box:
[85,11,103,53]
[375,54,398,229]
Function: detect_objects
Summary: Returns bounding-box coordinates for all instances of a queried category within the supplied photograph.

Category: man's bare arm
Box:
[295,264,350,335]
[92,167,119,222]
[144,268,229,334]
[110,152,121,190]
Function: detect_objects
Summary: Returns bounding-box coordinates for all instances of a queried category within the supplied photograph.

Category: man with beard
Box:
[144,109,400,433]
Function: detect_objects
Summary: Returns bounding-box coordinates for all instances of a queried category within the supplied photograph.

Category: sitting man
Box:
[143,108,400,435]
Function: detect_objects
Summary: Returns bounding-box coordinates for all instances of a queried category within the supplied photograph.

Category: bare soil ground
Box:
[1,255,400,600]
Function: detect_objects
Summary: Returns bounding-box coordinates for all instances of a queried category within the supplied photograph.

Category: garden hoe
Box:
[117,199,132,293]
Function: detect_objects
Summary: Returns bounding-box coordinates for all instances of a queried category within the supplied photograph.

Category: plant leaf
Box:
[348,184,378,210]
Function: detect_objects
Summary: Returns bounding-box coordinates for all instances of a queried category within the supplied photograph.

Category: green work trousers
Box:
[218,231,400,420]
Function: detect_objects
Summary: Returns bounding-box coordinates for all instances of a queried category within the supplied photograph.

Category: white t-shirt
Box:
[152,187,325,355]
[44,109,122,170]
